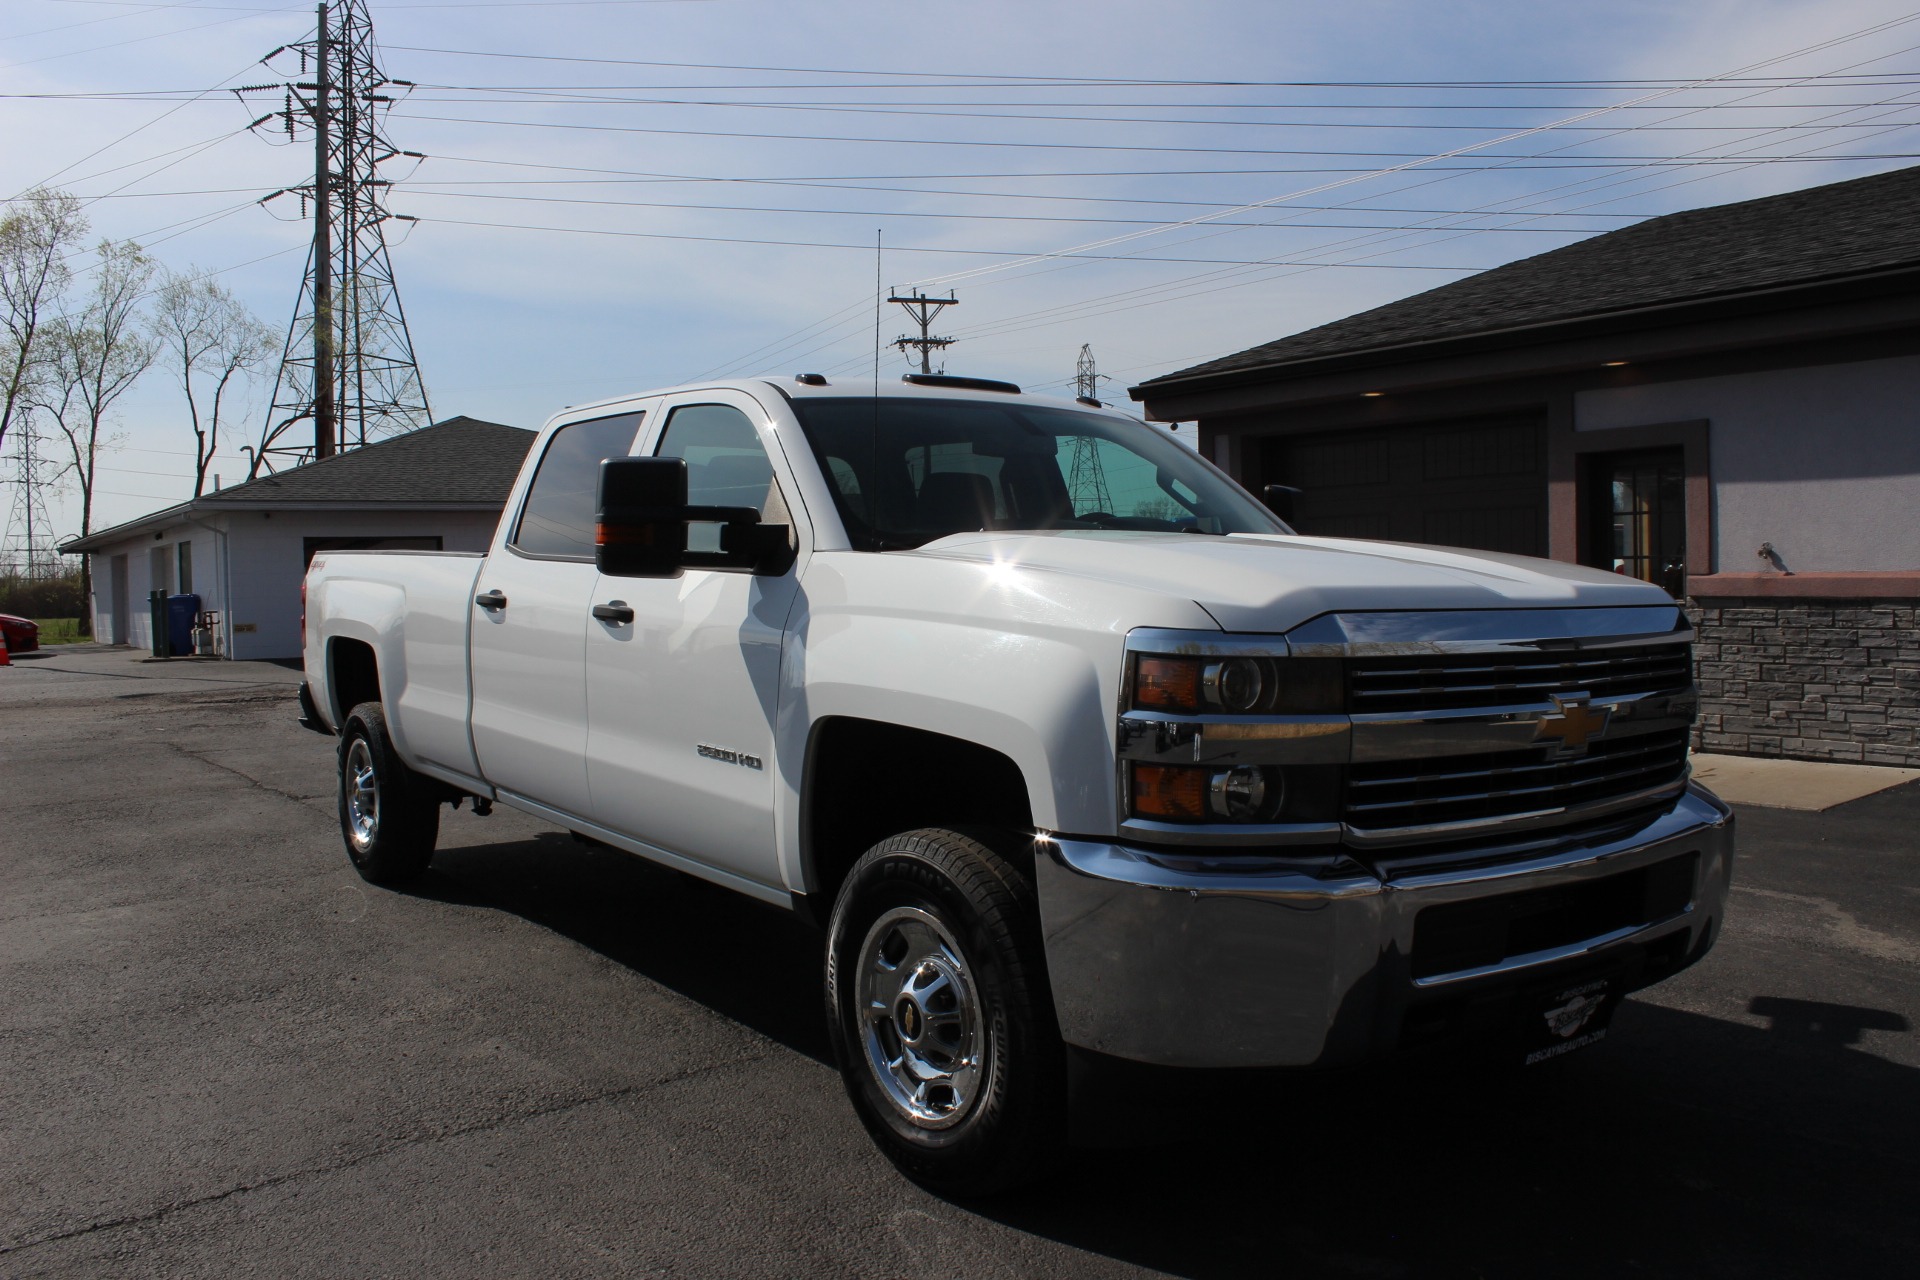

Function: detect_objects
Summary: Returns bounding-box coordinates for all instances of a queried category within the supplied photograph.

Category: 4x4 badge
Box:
[1534,692,1611,757]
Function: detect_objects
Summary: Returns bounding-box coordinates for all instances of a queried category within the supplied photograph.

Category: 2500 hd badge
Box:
[697,742,763,770]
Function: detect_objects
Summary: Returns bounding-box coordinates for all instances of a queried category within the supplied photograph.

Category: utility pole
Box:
[3,416,58,580]
[889,289,957,374]
[1066,344,1112,514]
[245,0,431,475]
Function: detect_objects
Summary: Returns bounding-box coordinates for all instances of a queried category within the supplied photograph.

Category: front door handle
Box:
[475,589,508,610]
[592,601,634,625]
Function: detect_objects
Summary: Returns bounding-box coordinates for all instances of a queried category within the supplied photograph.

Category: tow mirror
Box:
[596,456,797,578]
[597,456,689,577]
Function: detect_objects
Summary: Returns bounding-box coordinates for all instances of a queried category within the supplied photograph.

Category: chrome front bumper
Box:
[1036,784,1733,1069]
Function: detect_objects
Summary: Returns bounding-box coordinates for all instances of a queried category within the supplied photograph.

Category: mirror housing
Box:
[597,456,689,577]
[596,456,796,578]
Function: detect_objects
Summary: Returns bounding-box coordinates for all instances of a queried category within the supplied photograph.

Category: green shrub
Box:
[0,569,88,631]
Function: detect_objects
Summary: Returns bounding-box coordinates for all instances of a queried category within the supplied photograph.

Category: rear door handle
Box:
[475,589,508,610]
[592,601,634,625]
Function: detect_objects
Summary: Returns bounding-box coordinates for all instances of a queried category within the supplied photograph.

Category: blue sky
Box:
[5,0,1919,538]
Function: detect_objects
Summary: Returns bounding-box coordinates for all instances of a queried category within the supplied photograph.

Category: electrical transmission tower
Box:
[889,290,957,374]
[3,417,59,579]
[248,0,431,476]
[1066,345,1112,514]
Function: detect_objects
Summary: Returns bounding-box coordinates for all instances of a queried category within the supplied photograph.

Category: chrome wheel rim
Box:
[855,906,989,1130]
[344,738,379,850]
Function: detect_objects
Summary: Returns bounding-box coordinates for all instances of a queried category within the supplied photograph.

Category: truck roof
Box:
[554,374,1132,421]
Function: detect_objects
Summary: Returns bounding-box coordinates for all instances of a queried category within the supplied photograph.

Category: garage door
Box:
[1259,416,1547,557]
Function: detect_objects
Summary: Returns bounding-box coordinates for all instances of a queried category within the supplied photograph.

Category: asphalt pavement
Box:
[2,646,1917,1278]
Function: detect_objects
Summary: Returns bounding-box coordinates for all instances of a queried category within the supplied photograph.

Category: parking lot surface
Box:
[3,647,1918,1278]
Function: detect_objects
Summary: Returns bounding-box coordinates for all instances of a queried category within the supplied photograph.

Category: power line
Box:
[378,43,1920,89]
[385,108,1920,161]
[390,186,1609,233]
[414,214,1493,267]
[910,10,1920,291]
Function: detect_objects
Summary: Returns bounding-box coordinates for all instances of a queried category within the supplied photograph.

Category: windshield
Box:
[789,396,1286,551]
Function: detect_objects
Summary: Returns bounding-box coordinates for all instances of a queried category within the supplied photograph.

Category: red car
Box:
[0,613,39,654]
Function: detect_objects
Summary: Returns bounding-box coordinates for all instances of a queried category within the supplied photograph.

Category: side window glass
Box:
[656,403,791,554]
[512,411,645,558]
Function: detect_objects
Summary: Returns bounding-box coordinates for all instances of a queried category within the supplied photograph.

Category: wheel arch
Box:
[327,636,382,726]
[799,716,1035,920]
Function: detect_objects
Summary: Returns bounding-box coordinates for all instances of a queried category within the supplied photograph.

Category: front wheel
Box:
[338,700,439,885]
[825,828,1064,1196]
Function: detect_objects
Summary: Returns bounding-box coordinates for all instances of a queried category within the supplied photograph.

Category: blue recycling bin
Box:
[165,593,201,657]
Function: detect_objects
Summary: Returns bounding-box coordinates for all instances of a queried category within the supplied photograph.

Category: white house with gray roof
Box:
[61,416,533,661]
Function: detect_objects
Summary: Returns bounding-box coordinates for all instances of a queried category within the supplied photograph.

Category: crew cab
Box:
[301,373,1733,1194]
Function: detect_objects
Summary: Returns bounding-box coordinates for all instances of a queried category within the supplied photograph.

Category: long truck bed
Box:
[304,550,488,791]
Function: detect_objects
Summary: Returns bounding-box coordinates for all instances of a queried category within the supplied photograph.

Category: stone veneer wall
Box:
[1689,598,1920,766]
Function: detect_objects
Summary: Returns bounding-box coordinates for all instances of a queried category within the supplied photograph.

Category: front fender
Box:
[785,552,1218,860]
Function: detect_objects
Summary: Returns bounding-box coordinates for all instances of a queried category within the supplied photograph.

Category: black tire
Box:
[825,827,1064,1196]
[338,700,439,885]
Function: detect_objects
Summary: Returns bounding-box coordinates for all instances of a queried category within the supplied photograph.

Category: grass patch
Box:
[28,617,86,645]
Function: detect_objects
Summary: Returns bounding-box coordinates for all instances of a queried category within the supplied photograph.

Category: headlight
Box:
[1130,654,1343,715]
[1130,763,1302,824]
[1209,765,1275,820]
[1203,658,1263,712]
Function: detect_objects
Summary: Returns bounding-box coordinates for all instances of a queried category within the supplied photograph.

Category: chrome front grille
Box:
[1349,642,1693,714]
[1346,726,1691,836]
[1120,609,1698,851]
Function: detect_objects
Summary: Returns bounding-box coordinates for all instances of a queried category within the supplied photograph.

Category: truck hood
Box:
[912,530,1673,632]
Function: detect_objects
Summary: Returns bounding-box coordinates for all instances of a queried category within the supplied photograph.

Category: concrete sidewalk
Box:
[1691,751,1920,812]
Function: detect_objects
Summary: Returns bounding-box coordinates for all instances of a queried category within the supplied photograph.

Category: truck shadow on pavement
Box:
[411,829,837,1064]
[997,996,1919,1278]
[408,829,1916,1279]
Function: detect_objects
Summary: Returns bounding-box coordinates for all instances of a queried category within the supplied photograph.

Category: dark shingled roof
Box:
[61,415,534,553]
[1136,164,1920,393]
[201,415,534,506]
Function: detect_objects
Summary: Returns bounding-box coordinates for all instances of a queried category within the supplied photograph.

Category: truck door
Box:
[469,409,646,817]
[583,392,804,890]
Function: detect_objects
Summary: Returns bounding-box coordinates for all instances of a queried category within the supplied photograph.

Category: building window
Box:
[177,541,193,595]
[1585,448,1686,595]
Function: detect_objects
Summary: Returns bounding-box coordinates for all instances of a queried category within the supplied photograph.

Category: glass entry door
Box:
[1586,448,1686,596]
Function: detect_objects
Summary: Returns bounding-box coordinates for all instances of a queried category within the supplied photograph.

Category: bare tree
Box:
[152,269,276,498]
[0,189,88,459]
[37,238,157,622]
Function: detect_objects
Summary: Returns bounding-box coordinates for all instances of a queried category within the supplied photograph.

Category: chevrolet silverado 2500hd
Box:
[301,374,1732,1194]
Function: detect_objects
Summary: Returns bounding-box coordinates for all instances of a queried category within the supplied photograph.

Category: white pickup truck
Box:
[301,373,1732,1193]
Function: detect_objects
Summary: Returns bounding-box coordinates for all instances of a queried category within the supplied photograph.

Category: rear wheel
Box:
[338,700,439,885]
[825,828,1064,1196]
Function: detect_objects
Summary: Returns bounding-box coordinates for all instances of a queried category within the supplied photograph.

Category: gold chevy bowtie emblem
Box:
[1535,693,1610,756]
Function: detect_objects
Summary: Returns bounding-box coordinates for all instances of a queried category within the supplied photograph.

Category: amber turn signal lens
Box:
[1132,764,1208,821]
[1135,657,1201,712]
